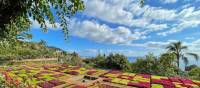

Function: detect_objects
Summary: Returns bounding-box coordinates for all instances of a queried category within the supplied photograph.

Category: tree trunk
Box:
[177,57,179,68]
[177,54,180,74]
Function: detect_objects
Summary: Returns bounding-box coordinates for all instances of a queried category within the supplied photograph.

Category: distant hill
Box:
[0,41,67,61]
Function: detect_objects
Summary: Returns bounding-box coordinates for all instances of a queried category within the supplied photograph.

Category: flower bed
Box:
[48,79,65,86]
[0,64,200,88]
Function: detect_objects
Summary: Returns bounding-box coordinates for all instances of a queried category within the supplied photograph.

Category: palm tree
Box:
[166,41,199,69]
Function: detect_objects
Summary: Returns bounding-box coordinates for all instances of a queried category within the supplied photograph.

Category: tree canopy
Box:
[0,0,84,41]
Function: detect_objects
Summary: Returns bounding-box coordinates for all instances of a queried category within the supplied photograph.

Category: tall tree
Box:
[166,41,199,69]
[0,0,85,40]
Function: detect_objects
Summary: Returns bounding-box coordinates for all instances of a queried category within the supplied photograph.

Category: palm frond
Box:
[186,53,199,61]
[166,45,176,52]
[182,56,189,66]
[181,46,188,50]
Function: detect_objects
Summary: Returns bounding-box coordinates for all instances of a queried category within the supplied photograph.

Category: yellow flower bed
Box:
[152,84,164,88]
[132,76,150,82]
[104,73,119,78]
[119,79,130,85]
[111,78,121,83]
[152,75,168,79]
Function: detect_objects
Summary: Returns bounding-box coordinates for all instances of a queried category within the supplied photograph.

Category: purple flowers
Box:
[48,80,65,86]
[37,82,55,88]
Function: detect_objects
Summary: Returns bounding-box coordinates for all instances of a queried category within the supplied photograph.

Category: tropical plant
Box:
[159,53,176,68]
[132,53,179,76]
[105,53,131,71]
[166,41,199,69]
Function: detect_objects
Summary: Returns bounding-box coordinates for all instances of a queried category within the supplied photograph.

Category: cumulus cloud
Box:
[83,0,171,29]
[157,7,200,36]
[29,0,200,38]
[83,0,200,38]
[69,19,146,45]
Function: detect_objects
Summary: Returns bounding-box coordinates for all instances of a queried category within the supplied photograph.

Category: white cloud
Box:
[141,6,177,21]
[83,0,200,37]
[69,19,146,45]
[30,19,60,30]
[29,0,200,38]
[147,24,168,31]
[160,0,178,4]
[84,0,135,27]
[129,40,177,49]
[158,20,200,36]
[158,7,200,36]
[83,0,170,29]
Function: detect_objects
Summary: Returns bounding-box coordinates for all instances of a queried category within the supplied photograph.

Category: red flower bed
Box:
[87,71,97,75]
[163,85,175,88]
[137,74,150,78]
[152,79,173,87]
[103,78,112,82]
[180,78,194,84]
[37,82,55,88]
[169,77,181,83]
[48,80,65,86]
[127,82,150,88]
[160,78,170,81]
[68,71,79,75]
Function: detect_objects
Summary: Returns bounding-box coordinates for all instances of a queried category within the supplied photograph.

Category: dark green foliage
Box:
[131,53,180,76]
[188,67,200,80]
[0,0,84,41]
[85,53,131,72]
[105,54,131,71]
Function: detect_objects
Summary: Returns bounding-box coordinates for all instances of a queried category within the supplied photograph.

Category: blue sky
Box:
[29,0,200,66]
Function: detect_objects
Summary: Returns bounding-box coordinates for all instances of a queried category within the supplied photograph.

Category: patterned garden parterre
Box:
[0,64,199,88]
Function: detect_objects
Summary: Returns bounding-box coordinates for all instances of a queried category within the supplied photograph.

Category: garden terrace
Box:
[0,64,200,88]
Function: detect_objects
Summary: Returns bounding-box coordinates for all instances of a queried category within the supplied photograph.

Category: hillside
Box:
[0,40,66,64]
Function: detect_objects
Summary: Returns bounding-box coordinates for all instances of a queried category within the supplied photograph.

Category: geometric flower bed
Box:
[0,64,199,88]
